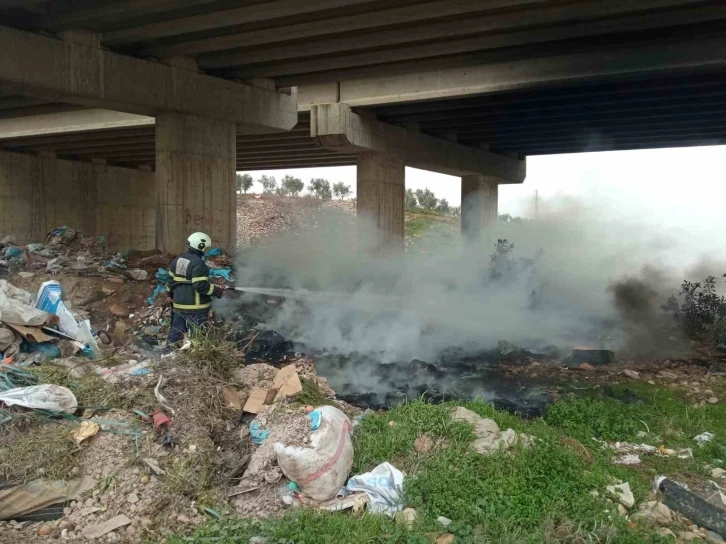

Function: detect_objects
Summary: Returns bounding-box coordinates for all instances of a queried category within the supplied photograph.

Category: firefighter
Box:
[163,232,225,353]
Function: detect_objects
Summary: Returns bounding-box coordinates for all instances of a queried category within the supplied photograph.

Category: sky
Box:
[242,144,726,268]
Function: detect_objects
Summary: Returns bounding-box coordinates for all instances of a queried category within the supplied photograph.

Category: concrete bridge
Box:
[0,1,724,253]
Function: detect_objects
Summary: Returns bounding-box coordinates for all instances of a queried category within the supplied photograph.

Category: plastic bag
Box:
[346,462,404,517]
[0,280,49,326]
[274,406,354,501]
[0,384,77,413]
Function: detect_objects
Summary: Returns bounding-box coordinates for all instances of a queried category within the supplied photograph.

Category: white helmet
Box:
[187,232,211,252]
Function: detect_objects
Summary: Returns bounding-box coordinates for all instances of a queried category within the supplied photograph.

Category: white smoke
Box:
[222,195,723,364]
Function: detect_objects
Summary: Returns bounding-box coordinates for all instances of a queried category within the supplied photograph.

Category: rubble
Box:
[450,406,533,456]
[606,482,635,509]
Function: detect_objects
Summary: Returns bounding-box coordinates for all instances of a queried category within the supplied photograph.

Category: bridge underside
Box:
[0,1,724,252]
[1,71,725,168]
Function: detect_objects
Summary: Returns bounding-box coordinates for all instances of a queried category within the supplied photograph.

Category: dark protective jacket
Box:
[167,247,223,312]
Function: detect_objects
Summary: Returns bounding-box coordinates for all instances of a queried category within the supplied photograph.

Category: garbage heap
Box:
[0,341,376,542]
[0,226,156,280]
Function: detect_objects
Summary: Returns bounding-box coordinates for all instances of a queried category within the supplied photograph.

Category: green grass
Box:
[170,394,696,544]
[545,383,726,464]
[406,214,439,239]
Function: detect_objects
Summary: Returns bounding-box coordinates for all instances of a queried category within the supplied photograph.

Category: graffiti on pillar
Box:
[185,208,220,230]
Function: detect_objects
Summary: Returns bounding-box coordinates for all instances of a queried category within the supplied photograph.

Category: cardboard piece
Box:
[243,387,278,414]
[273,364,303,401]
[222,386,244,410]
[5,322,54,344]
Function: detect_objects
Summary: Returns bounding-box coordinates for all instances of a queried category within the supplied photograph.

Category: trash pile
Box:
[0,226,152,281]
[0,339,383,541]
[0,279,102,367]
[227,361,412,520]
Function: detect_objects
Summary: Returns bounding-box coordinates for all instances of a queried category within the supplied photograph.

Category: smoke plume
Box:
[219,196,722,366]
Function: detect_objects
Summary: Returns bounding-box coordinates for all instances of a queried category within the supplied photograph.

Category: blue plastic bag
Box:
[4,246,22,259]
[204,248,223,259]
[209,268,232,281]
[24,342,61,360]
[250,421,270,446]
[308,409,322,431]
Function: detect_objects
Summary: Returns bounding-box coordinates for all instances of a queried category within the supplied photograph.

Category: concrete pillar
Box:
[461,176,498,240]
[356,152,405,253]
[155,113,236,254]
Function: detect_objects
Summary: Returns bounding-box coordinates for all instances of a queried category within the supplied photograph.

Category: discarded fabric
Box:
[0,384,77,413]
[0,476,96,521]
[346,462,405,517]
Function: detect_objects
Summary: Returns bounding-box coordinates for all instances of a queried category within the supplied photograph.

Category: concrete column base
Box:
[356,152,405,253]
[461,175,498,240]
[155,113,236,254]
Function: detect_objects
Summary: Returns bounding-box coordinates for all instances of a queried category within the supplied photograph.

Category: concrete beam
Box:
[35,1,223,32]
[295,33,726,103]
[310,103,525,182]
[0,109,154,139]
[0,25,297,132]
[211,1,720,75]
[145,0,541,58]
[104,0,381,45]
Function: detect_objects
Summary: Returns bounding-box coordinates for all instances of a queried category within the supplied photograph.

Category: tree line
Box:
[405,188,460,216]
[236,173,352,200]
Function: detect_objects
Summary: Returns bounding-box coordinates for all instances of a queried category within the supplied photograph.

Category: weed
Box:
[296,377,338,409]
[0,418,78,483]
[176,325,242,380]
[163,452,213,497]
[29,363,119,409]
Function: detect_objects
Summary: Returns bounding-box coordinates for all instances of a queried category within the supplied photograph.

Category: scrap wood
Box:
[228,486,260,498]
[240,332,259,354]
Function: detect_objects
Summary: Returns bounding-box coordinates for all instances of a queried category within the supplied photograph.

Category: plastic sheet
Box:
[0,384,77,413]
[346,462,405,517]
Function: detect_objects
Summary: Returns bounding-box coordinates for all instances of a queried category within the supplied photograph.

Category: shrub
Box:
[662,275,726,340]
